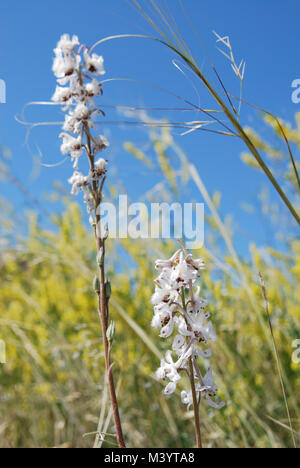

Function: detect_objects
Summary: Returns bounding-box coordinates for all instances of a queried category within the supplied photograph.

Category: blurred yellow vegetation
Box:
[0,121,300,448]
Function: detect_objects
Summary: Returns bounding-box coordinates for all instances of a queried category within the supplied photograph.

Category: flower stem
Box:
[181,286,203,448]
[82,120,125,448]
[188,358,202,448]
[94,198,126,449]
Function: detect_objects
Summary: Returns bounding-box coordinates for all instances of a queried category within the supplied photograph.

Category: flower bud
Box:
[93,276,100,294]
[97,248,104,266]
[106,321,115,344]
[89,216,96,227]
[105,280,112,300]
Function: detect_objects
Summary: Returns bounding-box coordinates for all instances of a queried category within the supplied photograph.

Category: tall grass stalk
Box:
[259,274,297,449]
[92,0,300,225]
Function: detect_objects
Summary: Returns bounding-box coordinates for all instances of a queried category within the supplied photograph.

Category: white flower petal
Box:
[164,382,177,395]
[172,335,185,351]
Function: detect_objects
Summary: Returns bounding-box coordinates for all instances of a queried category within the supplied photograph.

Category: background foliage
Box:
[0,117,300,448]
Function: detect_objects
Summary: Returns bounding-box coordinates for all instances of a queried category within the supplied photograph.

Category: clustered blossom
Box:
[52,34,109,213]
[152,249,225,410]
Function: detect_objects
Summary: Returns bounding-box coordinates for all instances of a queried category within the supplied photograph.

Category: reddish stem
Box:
[95,210,126,448]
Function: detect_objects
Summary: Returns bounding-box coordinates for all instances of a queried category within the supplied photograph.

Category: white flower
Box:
[151,302,175,330]
[85,79,102,98]
[181,389,193,410]
[154,269,174,289]
[189,311,217,343]
[185,254,206,272]
[68,171,88,195]
[52,85,72,105]
[84,50,105,76]
[151,248,225,412]
[52,51,80,84]
[94,135,109,154]
[159,316,176,338]
[83,190,95,213]
[52,75,83,109]
[151,313,164,330]
[95,157,107,171]
[200,367,217,395]
[52,35,108,215]
[164,382,177,395]
[194,348,212,359]
[181,367,225,410]
[59,133,82,168]
[151,287,178,306]
[177,311,217,343]
[92,157,107,178]
[197,367,225,409]
[172,334,185,350]
[62,103,93,134]
[63,114,77,134]
[152,301,179,335]
[56,34,79,53]
[68,74,84,98]
[52,35,81,86]
[176,316,192,337]
[155,250,181,270]
[156,345,193,396]
[172,334,187,357]
[187,287,208,314]
[156,350,181,390]
[73,102,90,121]
[154,251,204,294]
[169,252,200,287]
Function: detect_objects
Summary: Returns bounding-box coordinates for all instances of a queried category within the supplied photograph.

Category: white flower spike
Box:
[152,248,225,412]
[51,34,109,213]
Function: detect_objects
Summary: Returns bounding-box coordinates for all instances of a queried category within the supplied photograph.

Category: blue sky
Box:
[1,0,299,254]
